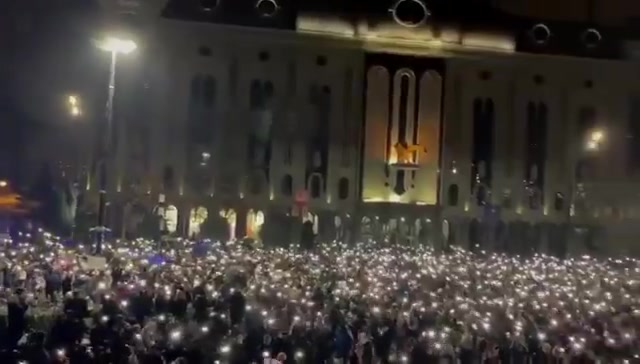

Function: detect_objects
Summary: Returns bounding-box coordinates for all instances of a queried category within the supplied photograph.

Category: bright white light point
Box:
[98,37,137,54]
[591,130,604,142]
[220,345,230,354]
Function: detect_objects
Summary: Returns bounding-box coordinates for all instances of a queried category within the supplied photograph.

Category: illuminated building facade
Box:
[90,0,640,255]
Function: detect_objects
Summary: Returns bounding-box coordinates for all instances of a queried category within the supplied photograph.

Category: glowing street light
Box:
[92,36,137,254]
[71,105,81,117]
[97,37,137,54]
[591,129,604,143]
[0,181,7,188]
[67,95,81,117]
[585,128,605,151]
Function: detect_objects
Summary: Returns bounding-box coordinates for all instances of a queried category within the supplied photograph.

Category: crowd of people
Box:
[0,235,637,363]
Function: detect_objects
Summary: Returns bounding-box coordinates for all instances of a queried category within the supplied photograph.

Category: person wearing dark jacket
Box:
[132,289,154,323]
[64,290,89,319]
[193,293,209,323]
[169,290,188,319]
[62,273,73,296]
[228,289,246,326]
[7,290,28,348]
[23,332,50,364]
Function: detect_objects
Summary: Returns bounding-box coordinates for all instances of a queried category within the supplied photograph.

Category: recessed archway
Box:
[303,212,319,234]
[246,209,265,240]
[165,205,179,234]
[188,206,209,238]
[219,208,237,240]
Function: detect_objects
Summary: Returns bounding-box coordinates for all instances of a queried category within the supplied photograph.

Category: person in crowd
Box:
[7,288,29,348]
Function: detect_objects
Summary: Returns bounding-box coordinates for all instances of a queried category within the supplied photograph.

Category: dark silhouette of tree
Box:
[27,163,59,232]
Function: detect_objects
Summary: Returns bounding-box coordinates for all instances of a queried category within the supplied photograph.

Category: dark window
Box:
[198,46,212,56]
[250,174,262,195]
[310,175,321,198]
[281,175,293,196]
[554,192,564,211]
[202,76,216,108]
[190,76,203,105]
[316,55,327,66]
[258,51,270,62]
[447,184,459,206]
[338,178,349,200]
[525,102,548,195]
[533,75,544,85]
[471,98,494,191]
[249,79,262,110]
[250,80,274,110]
[163,166,175,191]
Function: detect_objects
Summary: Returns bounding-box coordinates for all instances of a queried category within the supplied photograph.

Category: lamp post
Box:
[93,37,136,254]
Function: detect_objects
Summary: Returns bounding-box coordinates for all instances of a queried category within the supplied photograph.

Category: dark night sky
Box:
[0,0,105,128]
[0,0,108,185]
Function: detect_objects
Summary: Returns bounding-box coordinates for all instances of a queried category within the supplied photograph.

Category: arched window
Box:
[338,177,349,200]
[281,175,293,196]
[164,205,179,233]
[310,175,322,198]
[554,192,565,211]
[447,184,459,206]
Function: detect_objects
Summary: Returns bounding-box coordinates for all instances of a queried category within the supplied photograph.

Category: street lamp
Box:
[585,129,605,151]
[93,36,137,254]
[67,95,82,117]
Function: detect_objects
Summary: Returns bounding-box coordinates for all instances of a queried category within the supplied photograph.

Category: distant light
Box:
[591,129,604,143]
[585,129,605,151]
[0,181,7,188]
[68,95,78,106]
[98,37,137,54]
[71,106,81,117]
